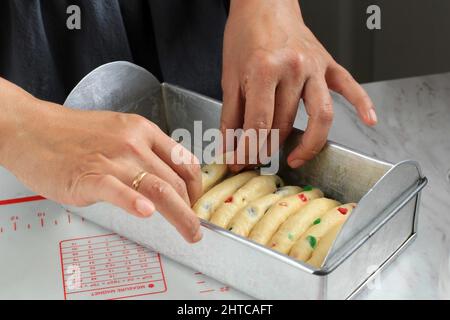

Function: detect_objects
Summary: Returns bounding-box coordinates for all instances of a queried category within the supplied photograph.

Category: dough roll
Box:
[210,175,284,228]
[193,171,258,220]
[306,224,342,268]
[228,186,303,237]
[248,188,324,245]
[201,163,228,194]
[269,198,341,254]
[289,203,356,262]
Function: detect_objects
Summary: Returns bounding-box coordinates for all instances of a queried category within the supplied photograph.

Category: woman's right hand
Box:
[0,78,202,243]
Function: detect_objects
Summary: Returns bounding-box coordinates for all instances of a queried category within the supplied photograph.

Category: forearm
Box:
[0,77,53,166]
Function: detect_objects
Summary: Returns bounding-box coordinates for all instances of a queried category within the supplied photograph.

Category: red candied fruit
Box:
[224,196,233,203]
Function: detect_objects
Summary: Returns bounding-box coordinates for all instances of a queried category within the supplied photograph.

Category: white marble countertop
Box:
[296,72,450,299]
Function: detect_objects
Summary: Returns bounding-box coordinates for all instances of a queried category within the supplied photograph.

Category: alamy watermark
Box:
[171,121,280,175]
[65,4,380,31]
[66,5,81,30]
[65,264,81,290]
[366,5,381,30]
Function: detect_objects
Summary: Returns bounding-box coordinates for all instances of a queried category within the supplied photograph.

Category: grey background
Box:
[300,0,450,83]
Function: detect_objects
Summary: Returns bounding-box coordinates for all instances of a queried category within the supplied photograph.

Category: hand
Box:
[0,83,202,243]
[221,0,377,170]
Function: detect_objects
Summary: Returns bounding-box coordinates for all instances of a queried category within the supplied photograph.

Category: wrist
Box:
[229,0,303,22]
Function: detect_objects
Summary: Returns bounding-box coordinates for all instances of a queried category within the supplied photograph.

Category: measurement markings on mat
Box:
[60,233,167,300]
[0,195,85,234]
[194,271,230,295]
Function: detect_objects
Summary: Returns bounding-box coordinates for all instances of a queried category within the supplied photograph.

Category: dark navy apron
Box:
[0,0,229,103]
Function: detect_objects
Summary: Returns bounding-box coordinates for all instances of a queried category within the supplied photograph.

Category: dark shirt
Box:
[0,0,228,103]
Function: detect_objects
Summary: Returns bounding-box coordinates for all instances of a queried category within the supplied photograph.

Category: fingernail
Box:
[192,229,203,242]
[135,198,155,217]
[289,159,305,168]
[368,109,378,124]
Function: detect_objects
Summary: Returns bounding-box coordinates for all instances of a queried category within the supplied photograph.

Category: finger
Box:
[106,151,192,207]
[271,79,304,151]
[287,77,334,168]
[151,126,202,205]
[229,75,277,172]
[80,174,156,218]
[220,80,245,154]
[144,151,192,206]
[139,173,202,243]
[326,64,377,126]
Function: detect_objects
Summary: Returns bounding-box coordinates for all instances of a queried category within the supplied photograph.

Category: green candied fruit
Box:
[306,235,317,249]
[313,218,321,225]
[303,185,314,191]
[288,232,295,241]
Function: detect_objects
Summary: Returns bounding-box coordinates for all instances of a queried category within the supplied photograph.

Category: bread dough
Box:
[209,175,284,228]
[193,171,258,220]
[201,163,228,194]
[306,224,342,268]
[289,203,356,262]
[194,167,357,270]
[269,198,341,254]
[228,186,303,237]
[248,188,324,245]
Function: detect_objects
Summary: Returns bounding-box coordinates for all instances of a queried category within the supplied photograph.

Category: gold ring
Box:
[132,171,149,191]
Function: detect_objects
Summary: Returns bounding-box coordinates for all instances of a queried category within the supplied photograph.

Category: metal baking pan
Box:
[63,62,428,300]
